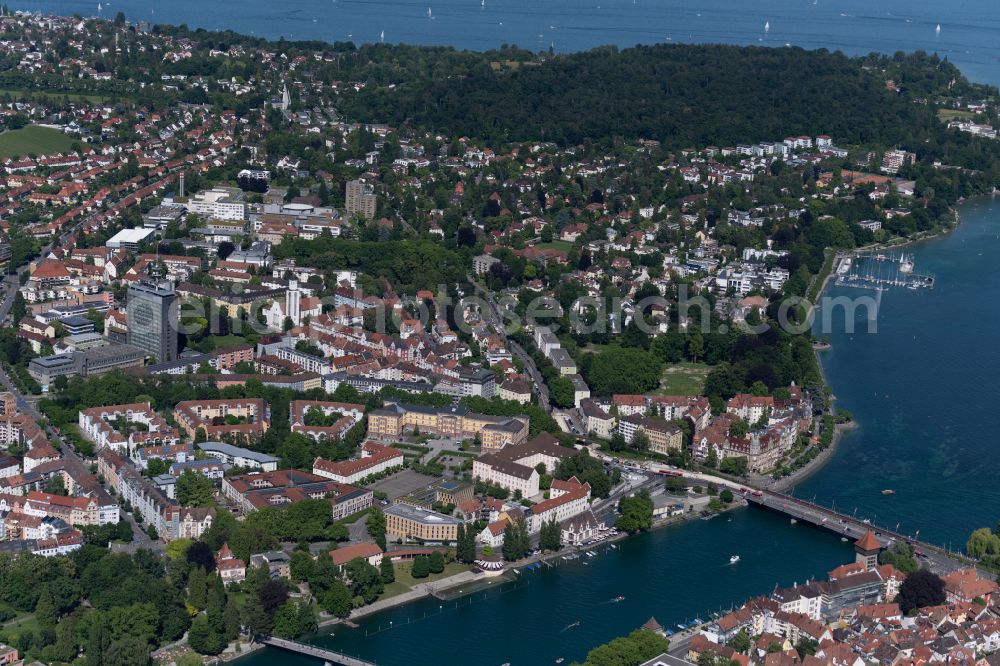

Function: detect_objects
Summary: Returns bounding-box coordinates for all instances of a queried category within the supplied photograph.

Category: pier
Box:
[261,636,377,665]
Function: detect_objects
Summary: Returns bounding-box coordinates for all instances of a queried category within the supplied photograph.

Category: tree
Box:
[188,615,225,655]
[187,566,208,610]
[411,555,430,579]
[104,637,152,666]
[727,628,752,654]
[630,430,651,453]
[729,419,750,438]
[720,489,734,504]
[217,241,236,260]
[309,554,339,597]
[223,595,241,641]
[428,551,445,574]
[258,579,289,619]
[719,456,748,477]
[664,476,686,494]
[297,600,318,636]
[897,569,946,613]
[272,600,304,639]
[177,471,213,507]
[367,507,387,550]
[85,615,111,666]
[539,518,562,552]
[616,490,654,533]
[796,637,819,658]
[456,523,476,563]
[322,581,353,618]
[34,586,59,627]
[44,474,67,496]
[555,450,614,498]
[290,550,315,583]
[345,559,384,603]
[187,540,216,572]
[879,541,919,574]
[380,555,395,584]
[581,629,669,666]
[549,376,576,408]
[242,595,271,637]
[584,348,664,396]
[502,518,531,561]
[10,292,27,324]
[966,527,1000,560]
[207,576,226,633]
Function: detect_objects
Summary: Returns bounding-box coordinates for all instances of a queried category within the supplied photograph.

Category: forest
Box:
[332,45,998,166]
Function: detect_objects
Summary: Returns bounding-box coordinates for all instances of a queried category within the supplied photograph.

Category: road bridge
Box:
[741,488,975,575]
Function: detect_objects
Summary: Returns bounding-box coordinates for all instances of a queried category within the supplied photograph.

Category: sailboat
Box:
[935,23,941,34]
[481,0,485,8]
[764,20,770,33]
[380,29,384,43]
[97,2,102,12]
[428,7,434,19]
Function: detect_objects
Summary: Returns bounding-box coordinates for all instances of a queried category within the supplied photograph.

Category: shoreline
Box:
[302,204,976,639]
[786,207,966,492]
[235,199,983,661]
[311,502,735,631]
[770,421,856,493]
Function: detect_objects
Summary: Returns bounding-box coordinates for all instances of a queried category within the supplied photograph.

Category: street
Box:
[468,278,551,412]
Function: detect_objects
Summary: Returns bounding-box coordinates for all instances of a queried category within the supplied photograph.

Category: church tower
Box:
[286,280,301,326]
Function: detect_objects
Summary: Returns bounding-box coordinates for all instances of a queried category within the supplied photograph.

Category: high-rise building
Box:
[345,179,377,221]
[127,280,178,364]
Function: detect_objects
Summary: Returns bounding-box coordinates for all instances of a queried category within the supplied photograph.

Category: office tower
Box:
[127,279,178,364]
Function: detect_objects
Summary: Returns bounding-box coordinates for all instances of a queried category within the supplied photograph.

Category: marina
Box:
[833,251,934,290]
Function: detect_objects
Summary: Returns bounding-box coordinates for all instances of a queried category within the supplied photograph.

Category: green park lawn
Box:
[0,125,77,159]
[654,362,712,396]
[205,335,252,350]
[0,612,38,647]
[381,561,469,599]
[534,240,573,253]
[0,88,113,105]
[936,109,976,122]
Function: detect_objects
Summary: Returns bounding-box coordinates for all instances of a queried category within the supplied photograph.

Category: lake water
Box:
[11,0,1000,85]
[798,196,1000,549]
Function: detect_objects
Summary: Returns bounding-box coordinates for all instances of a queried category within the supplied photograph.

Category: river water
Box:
[242,509,854,666]
[11,0,1000,86]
